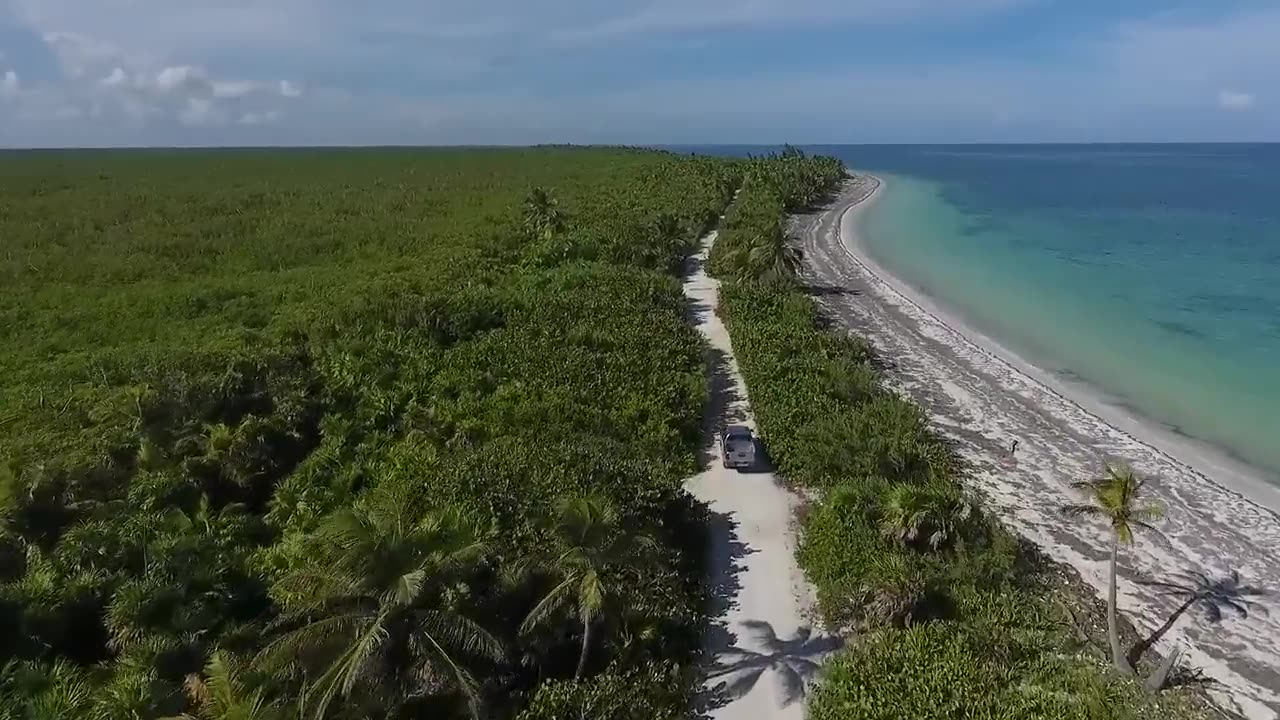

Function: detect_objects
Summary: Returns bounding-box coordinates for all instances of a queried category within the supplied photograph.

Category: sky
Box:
[0,0,1278,147]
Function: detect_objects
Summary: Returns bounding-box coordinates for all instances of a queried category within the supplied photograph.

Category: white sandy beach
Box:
[793,177,1280,719]
[681,229,838,719]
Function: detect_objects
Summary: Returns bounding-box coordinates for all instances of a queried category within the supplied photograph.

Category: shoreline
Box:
[842,176,1280,519]
[794,176,1280,719]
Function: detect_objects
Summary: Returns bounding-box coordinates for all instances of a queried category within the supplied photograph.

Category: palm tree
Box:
[517,494,655,680]
[1131,569,1268,666]
[0,660,95,720]
[165,651,283,720]
[878,484,973,551]
[746,221,803,282]
[1062,464,1164,675]
[522,187,565,242]
[259,487,501,719]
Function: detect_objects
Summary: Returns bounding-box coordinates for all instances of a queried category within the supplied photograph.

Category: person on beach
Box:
[1009,438,1019,456]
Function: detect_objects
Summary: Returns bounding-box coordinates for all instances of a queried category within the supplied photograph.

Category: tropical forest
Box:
[0,146,1222,719]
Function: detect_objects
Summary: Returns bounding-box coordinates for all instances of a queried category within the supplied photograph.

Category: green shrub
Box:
[810,622,1150,720]
[515,662,693,720]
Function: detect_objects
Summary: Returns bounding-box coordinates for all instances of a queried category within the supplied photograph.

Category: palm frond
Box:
[389,568,427,608]
[418,609,504,661]
[418,621,487,720]
[1132,520,1164,536]
[300,611,391,720]
[519,575,576,636]
[577,570,605,621]
[338,612,392,695]
[1114,524,1135,545]
[256,612,366,671]
[201,650,242,711]
[1060,503,1105,519]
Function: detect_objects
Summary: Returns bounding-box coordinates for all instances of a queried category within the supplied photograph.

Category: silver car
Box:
[721,424,756,470]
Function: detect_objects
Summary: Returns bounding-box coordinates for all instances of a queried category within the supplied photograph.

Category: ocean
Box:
[687,144,1280,486]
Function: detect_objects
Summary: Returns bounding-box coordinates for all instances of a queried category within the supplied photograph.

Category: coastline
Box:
[843,176,1280,517]
[795,175,1280,719]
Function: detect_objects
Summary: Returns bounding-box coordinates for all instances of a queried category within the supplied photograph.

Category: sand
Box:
[792,176,1280,719]
[681,229,838,719]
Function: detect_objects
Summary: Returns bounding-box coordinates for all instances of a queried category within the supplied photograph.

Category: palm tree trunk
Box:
[1108,540,1134,675]
[574,620,592,680]
[1128,595,1197,668]
[1144,643,1182,693]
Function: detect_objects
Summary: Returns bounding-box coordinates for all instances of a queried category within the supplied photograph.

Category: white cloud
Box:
[154,65,212,94]
[178,97,222,126]
[3,30,306,141]
[42,31,129,78]
[1,71,19,96]
[101,67,126,86]
[1218,89,1255,110]
[212,80,261,99]
[239,110,281,125]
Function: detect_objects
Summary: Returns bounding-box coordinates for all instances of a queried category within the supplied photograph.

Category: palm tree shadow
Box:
[695,621,842,715]
[1166,662,1221,690]
[1129,568,1269,668]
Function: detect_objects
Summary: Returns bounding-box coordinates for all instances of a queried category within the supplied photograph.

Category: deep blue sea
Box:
[681,144,1280,482]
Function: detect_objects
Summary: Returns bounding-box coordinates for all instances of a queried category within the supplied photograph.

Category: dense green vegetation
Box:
[0,148,738,718]
[708,150,1211,718]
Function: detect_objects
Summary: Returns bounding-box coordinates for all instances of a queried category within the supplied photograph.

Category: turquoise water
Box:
[833,145,1280,481]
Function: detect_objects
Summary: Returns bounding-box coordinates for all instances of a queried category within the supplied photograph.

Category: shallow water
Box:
[826,145,1280,484]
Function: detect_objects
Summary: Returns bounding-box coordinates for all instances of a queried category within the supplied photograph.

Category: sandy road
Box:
[681,230,839,719]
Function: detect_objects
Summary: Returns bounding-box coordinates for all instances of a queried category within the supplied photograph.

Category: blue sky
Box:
[1,0,1278,146]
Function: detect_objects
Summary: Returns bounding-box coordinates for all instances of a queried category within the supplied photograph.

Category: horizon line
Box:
[3,141,1279,152]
